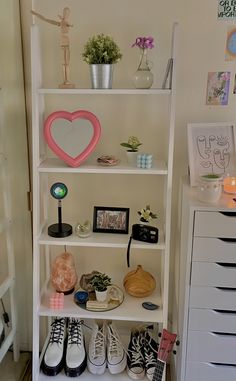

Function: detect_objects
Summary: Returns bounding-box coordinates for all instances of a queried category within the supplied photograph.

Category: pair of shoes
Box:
[127,328,158,380]
[0,317,5,347]
[87,321,127,375]
[41,317,86,377]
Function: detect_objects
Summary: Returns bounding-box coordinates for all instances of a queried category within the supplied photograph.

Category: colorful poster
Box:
[218,0,236,19]
[226,27,236,60]
[206,72,230,105]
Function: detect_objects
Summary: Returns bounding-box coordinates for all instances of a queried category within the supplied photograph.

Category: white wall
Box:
[0,0,32,350]
[20,0,236,353]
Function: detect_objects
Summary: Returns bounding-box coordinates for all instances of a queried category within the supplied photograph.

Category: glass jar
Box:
[133,48,154,89]
[197,174,222,203]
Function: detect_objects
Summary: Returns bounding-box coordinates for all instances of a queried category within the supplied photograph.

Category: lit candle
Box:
[223,177,236,194]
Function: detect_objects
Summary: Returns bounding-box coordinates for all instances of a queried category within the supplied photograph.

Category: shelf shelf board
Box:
[39,369,140,380]
[38,88,171,95]
[39,285,163,323]
[38,229,165,249]
[38,158,168,175]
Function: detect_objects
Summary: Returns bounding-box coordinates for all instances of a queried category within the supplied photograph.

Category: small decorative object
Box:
[82,34,122,89]
[48,182,72,238]
[132,36,154,89]
[120,136,142,165]
[142,301,159,310]
[138,205,157,223]
[137,154,153,169]
[75,220,91,238]
[197,174,222,203]
[187,122,236,186]
[31,8,75,89]
[223,175,236,193]
[89,273,112,302]
[123,265,156,297]
[97,155,120,166]
[51,251,78,294]
[79,271,101,292]
[93,206,129,234]
[44,110,101,168]
[226,27,236,61]
[74,290,89,304]
[206,71,230,106]
[49,292,64,310]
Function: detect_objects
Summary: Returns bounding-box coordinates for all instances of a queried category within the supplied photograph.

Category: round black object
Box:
[50,182,68,200]
[142,302,159,310]
[48,223,72,238]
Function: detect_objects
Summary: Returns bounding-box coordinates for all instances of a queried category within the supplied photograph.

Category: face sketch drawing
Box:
[196,133,230,174]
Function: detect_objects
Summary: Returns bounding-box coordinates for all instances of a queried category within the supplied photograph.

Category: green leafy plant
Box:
[120,136,142,152]
[89,273,112,292]
[138,205,158,223]
[83,34,122,64]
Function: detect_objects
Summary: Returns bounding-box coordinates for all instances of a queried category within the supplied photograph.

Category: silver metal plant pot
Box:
[90,64,114,89]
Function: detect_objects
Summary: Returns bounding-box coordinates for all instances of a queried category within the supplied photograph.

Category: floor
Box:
[0,351,31,380]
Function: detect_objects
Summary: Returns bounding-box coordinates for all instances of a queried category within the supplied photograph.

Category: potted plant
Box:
[120,136,142,165]
[89,272,112,302]
[82,33,122,89]
[138,204,158,223]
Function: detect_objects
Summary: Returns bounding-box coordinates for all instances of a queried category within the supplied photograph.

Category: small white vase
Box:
[126,151,138,165]
[95,289,108,302]
[197,175,222,203]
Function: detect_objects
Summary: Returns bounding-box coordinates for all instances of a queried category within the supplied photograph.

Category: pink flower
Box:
[132,36,154,49]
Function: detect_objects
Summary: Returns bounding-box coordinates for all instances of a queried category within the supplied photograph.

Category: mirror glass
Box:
[51,118,94,158]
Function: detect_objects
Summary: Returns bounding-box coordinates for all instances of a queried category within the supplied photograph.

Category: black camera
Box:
[132,224,158,243]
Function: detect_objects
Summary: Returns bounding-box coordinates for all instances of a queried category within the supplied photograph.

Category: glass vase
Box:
[133,49,154,89]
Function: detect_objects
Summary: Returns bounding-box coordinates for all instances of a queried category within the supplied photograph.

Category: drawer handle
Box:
[216,262,236,268]
[218,238,236,243]
[220,211,236,217]
[215,287,236,291]
[212,331,236,337]
[214,309,236,315]
[210,362,236,368]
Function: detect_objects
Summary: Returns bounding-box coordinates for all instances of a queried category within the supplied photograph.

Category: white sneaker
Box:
[107,322,127,374]
[41,317,66,376]
[65,318,87,377]
[0,317,5,347]
[87,322,106,375]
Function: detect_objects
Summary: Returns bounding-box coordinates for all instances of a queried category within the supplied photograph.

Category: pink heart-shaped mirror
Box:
[44,110,101,167]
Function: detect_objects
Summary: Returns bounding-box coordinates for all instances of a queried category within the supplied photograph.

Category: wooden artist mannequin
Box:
[31,7,75,88]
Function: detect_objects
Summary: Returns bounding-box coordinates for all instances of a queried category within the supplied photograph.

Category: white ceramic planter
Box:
[197,175,222,203]
[95,289,108,302]
[126,151,138,165]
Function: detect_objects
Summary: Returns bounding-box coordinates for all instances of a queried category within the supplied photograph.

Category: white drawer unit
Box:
[177,182,236,381]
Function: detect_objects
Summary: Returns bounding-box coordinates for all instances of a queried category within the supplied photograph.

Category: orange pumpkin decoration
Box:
[123,265,156,297]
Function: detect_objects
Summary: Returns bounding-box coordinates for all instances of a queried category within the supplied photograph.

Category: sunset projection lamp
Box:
[48,182,72,238]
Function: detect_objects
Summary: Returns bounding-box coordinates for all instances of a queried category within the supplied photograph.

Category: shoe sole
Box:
[127,367,145,380]
[41,356,65,376]
[65,355,87,377]
[87,359,106,375]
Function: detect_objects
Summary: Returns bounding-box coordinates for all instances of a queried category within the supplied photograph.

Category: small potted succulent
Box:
[82,33,122,89]
[120,136,142,165]
[89,272,112,302]
[138,205,158,223]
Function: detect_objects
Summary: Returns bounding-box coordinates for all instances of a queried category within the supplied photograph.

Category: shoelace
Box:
[128,335,144,366]
[143,333,158,367]
[108,325,123,358]
[49,318,65,345]
[92,326,106,359]
[68,319,83,346]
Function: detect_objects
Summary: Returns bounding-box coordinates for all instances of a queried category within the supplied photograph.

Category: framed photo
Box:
[187,122,236,186]
[93,206,129,234]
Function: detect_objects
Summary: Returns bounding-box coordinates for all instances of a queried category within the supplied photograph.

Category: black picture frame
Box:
[93,206,129,234]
